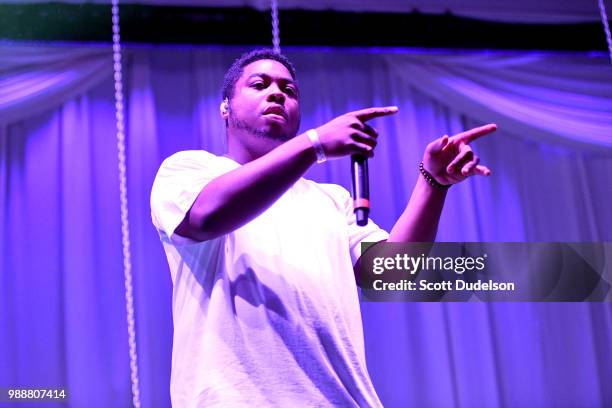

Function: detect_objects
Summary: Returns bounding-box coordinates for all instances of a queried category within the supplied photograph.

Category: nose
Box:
[267,83,285,104]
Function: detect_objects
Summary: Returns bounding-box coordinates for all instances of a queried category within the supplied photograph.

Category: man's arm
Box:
[176,107,398,241]
[175,133,314,241]
[388,124,497,243]
[388,176,447,242]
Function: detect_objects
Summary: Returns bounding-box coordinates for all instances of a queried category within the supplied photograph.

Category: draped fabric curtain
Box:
[384,53,612,150]
[1,44,611,407]
[0,46,111,124]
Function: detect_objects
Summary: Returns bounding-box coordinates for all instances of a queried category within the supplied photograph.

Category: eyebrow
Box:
[246,73,296,86]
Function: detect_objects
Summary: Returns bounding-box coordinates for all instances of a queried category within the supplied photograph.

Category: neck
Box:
[226,130,283,164]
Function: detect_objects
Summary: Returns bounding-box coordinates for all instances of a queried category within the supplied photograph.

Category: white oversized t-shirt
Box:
[150,150,389,407]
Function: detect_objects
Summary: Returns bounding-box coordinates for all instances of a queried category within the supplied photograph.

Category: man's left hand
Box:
[422,123,497,186]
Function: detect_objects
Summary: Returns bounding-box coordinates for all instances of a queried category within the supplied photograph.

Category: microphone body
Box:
[351,155,370,226]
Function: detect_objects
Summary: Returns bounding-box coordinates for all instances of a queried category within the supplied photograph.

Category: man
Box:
[151,49,496,407]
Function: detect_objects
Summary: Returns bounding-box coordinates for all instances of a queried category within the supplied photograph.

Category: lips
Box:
[263,105,287,119]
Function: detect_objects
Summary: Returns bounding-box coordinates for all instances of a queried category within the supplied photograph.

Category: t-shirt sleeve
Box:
[150,150,234,245]
[319,183,389,265]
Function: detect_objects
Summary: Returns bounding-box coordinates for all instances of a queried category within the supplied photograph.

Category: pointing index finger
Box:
[454,123,497,144]
[353,106,399,122]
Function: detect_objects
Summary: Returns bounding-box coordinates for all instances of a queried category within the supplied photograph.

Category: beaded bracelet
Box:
[419,162,450,189]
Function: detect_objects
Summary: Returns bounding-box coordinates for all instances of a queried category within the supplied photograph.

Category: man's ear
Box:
[220,98,229,120]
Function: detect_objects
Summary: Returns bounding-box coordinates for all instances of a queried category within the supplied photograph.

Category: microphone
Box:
[351,155,370,226]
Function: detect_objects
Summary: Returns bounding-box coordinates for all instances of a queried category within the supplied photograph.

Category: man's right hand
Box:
[314,106,398,159]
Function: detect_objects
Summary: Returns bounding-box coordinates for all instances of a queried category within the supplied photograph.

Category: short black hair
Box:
[221,49,298,101]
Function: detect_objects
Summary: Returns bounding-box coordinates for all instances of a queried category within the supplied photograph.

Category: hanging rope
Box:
[271,0,281,54]
[111,2,141,407]
[599,0,612,64]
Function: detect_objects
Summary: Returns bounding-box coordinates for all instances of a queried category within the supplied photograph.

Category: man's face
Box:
[227,59,300,142]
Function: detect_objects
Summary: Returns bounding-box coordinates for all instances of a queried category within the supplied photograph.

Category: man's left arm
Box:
[388,124,497,242]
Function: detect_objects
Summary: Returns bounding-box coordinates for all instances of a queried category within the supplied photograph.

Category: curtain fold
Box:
[384,53,612,150]
[0,45,112,124]
[1,45,611,408]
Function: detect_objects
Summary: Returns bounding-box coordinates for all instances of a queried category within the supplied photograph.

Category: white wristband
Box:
[306,129,326,164]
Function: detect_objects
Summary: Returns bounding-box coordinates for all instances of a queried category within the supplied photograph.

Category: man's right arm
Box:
[175,133,316,241]
[175,106,398,242]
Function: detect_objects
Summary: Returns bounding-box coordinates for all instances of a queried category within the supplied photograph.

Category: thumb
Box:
[428,135,449,155]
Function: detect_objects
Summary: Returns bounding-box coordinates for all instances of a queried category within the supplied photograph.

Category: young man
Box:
[151,49,496,407]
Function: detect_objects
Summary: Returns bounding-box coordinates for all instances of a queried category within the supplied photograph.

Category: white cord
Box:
[598,0,612,64]
[111,2,141,407]
[271,0,281,54]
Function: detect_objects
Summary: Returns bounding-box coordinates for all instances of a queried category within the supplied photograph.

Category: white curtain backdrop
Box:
[0,46,110,124]
[1,44,611,407]
[384,53,612,150]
